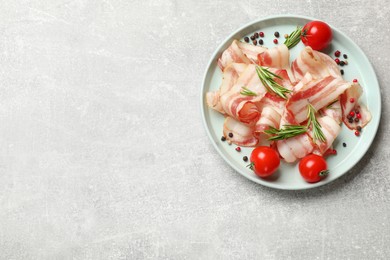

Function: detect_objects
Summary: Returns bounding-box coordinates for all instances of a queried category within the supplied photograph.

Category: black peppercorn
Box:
[343,54,348,59]
[254,32,259,38]
[274,31,280,38]
[259,39,264,45]
[244,37,249,43]
[250,35,255,41]
[340,69,344,75]
[228,133,233,138]
[243,156,248,162]
[221,136,226,141]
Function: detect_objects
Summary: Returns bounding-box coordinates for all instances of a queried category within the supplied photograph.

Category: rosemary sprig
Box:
[255,66,292,99]
[264,125,307,141]
[307,104,326,143]
[284,26,302,49]
[240,86,257,96]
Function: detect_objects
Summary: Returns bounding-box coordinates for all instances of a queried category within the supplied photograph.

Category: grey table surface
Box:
[1,0,389,259]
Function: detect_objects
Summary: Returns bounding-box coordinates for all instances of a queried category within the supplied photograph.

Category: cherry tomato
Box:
[301,21,333,51]
[299,154,329,183]
[249,146,280,178]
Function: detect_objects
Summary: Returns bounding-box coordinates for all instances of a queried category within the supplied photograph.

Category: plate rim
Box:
[200,14,381,190]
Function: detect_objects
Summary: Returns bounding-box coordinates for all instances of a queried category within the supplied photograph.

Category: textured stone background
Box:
[0,0,389,259]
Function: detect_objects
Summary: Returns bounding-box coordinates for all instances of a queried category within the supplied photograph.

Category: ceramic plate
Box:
[200,15,381,190]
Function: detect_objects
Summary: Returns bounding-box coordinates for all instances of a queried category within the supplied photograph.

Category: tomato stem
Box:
[319,170,329,177]
[246,162,254,171]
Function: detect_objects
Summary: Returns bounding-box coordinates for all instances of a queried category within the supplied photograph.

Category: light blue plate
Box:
[200,14,381,190]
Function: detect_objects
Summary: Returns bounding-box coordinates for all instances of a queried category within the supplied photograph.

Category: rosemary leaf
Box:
[255,66,291,99]
[284,26,303,49]
[307,104,326,143]
[240,86,258,96]
[264,125,307,141]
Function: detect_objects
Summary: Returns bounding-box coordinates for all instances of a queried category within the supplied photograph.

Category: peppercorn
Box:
[343,54,348,59]
[221,136,226,141]
[354,118,359,122]
[228,133,233,138]
[259,32,264,37]
[254,32,259,38]
[350,98,355,103]
[356,126,362,132]
[250,35,255,41]
[284,33,288,38]
[335,58,340,64]
[340,61,345,66]
[355,130,360,136]
[356,113,362,119]
[340,69,344,75]
[347,115,353,120]
[253,40,257,45]
[259,39,264,45]
[349,111,355,117]
[343,142,347,147]
[244,37,249,43]
[274,31,280,38]
[353,79,358,83]
[335,50,341,57]
[348,118,354,124]
[243,156,248,162]
[273,39,278,44]
[235,147,241,152]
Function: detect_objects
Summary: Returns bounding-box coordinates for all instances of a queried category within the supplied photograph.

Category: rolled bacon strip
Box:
[206,64,247,114]
[220,64,267,124]
[223,117,258,147]
[257,44,289,69]
[257,44,295,82]
[292,46,341,81]
[218,40,251,71]
[237,41,267,62]
[340,82,372,130]
[276,134,314,163]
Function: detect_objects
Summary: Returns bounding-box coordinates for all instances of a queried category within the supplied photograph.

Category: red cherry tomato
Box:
[299,154,329,183]
[249,146,280,178]
[301,21,333,50]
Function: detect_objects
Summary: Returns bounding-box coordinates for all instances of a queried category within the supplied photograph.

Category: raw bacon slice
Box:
[237,41,267,62]
[292,72,313,92]
[218,40,251,71]
[292,46,341,81]
[220,64,268,124]
[206,91,225,114]
[206,64,249,114]
[255,107,282,133]
[309,115,341,155]
[223,117,258,146]
[286,76,352,124]
[340,83,372,129]
[276,134,314,163]
[257,44,289,69]
[257,44,295,82]
[319,98,342,124]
